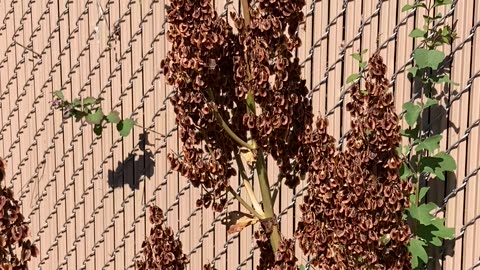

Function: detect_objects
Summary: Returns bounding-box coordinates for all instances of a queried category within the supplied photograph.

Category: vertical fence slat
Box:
[342,0,362,148]
[446,1,472,269]
[457,1,477,269]
[469,2,480,268]
[89,2,106,268]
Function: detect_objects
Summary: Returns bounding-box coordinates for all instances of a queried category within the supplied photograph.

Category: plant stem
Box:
[239,0,281,253]
[412,172,421,235]
[134,123,165,138]
[206,89,257,150]
[212,108,257,150]
[256,151,281,252]
[243,179,264,215]
[240,0,251,25]
[227,186,264,220]
[234,150,250,180]
[234,151,265,215]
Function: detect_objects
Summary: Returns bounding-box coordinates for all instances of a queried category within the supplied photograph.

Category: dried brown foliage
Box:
[163,0,242,212]
[233,0,312,188]
[296,54,413,269]
[255,228,297,270]
[163,0,311,213]
[0,158,39,270]
[136,206,188,270]
[163,0,413,268]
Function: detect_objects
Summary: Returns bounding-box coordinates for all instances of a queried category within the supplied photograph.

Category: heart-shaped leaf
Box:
[117,118,135,137]
[86,108,104,125]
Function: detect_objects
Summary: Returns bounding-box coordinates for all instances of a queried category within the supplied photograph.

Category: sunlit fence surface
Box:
[0,0,479,269]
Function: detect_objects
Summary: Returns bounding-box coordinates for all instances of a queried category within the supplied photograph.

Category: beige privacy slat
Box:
[0,0,480,269]
[470,2,480,268]
[446,1,472,269]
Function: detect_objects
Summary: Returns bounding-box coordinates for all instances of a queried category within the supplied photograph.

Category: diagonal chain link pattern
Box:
[1,0,480,269]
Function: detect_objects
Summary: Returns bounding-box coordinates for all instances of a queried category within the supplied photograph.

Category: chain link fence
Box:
[0,0,479,269]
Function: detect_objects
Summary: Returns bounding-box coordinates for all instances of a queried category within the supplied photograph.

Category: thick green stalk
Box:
[212,109,257,150]
[256,150,281,252]
[207,89,256,150]
[240,0,281,253]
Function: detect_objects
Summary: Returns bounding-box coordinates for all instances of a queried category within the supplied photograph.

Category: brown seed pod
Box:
[296,54,413,269]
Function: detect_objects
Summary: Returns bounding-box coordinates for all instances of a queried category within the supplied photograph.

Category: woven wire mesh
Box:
[0,0,479,269]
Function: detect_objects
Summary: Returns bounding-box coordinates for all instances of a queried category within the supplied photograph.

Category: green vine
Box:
[401,0,457,268]
[52,90,135,137]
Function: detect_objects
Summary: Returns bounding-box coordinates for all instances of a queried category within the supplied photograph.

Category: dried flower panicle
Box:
[296,54,413,269]
[254,228,297,270]
[163,0,243,211]
[136,206,188,270]
[235,0,313,188]
[163,0,313,214]
[0,158,39,270]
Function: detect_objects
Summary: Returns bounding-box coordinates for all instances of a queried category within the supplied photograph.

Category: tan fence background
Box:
[0,0,479,269]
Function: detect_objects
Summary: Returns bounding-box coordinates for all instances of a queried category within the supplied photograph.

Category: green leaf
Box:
[53,90,65,100]
[351,53,362,62]
[403,102,422,127]
[416,223,443,246]
[415,135,442,152]
[117,118,135,137]
[433,0,453,8]
[71,109,87,122]
[408,202,437,225]
[409,194,417,204]
[413,48,446,69]
[432,224,455,239]
[106,111,121,124]
[442,36,452,45]
[82,97,98,106]
[409,28,426,38]
[401,125,420,139]
[408,238,428,268]
[419,152,456,181]
[430,218,455,240]
[346,73,361,84]
[400,163,414,180]
[72,98,82,107]
[299,265,306,270]
[359,62,367,70]
[93,124,103,136]
[86,108,104,125]
[402,3,425,12]
[430,236,443,246]
[419,187,430,201]
[435,74,459,85]
[423,15,434,24]
[424,98,439,109]
[408,66,419,77]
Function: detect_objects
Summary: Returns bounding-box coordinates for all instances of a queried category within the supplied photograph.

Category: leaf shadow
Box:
[108,133,155,190]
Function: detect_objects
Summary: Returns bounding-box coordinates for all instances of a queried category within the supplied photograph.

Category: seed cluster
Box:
[254,228,297,270]
[0,158,39,270]
[163,0,311,212]
[296,54,413,269]
[234,0,312,188]
[136,206,188,270]
[163,0,244,211]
